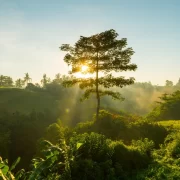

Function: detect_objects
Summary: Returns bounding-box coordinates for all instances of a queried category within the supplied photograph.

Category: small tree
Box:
[41,74,51,87]
[24,73,31,85]
[15,78,24,88]
[60,29,137,120]
[53,73,63,84]
[0,75,13,87]
[165,80,173,87]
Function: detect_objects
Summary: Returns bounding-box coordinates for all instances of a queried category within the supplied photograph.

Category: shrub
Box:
[165,132,180,158]
[128,121,168,147]
[136,132,180,179]
[70,133,113,162]
[111,140,152,174]
[75,111,168,148]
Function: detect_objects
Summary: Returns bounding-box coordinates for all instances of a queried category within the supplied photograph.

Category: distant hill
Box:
[0,88,58,114]
[0,88,96,126]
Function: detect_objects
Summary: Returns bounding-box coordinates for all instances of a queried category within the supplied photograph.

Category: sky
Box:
[0,0,180,85]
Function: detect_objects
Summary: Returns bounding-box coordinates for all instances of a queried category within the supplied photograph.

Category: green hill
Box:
[0,88,58,114]
[0,87,98,126]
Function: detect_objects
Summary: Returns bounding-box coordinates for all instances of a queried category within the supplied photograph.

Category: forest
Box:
[0,29,180,180]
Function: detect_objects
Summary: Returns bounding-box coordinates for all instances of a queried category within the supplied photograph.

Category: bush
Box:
[128,121,168,148]
[165,132,180,158]
[111,139,153,176]
[70,133,154,179]
[75,111,168,148]
[136,132,180,180]
[70,133,113,162]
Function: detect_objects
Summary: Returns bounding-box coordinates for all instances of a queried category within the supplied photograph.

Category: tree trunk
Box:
[96,79,100,121]
[96,52,100,121]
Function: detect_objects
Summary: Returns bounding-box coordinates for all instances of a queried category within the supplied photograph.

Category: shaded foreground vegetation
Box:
[1,110,180,179]
[0,85,180,179]
[0,72,180,179]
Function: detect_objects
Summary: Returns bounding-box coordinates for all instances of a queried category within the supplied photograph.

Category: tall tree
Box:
[15,78,24,88]
[60,29,137,120]
[24,73,31,85]
[41,74,50,87]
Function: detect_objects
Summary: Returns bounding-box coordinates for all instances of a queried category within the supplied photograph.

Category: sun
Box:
[81,65,88,72]
[75,65,93,78]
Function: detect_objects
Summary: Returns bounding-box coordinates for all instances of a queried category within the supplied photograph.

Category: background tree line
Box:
[1,73,180,124]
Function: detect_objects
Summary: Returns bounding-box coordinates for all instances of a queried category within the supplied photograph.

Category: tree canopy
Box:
[60,29,137,120]
[0,75,13,87]
[165,80,173,87]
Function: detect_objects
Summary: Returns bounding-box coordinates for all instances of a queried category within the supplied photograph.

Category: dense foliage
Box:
[146,90,180,121]
[0,74,180,179]
[1,110,180,179]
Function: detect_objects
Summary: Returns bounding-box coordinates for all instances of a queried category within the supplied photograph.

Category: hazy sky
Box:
[0,0,180,85]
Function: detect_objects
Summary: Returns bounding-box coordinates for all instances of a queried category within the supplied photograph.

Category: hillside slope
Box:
[0,88,58,114]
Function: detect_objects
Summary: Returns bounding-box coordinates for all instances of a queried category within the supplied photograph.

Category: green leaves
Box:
[9,157,20,171]
[0,163,9,177]
[76,143,83,149]
[26,139,72,180]
[0,156,22,180]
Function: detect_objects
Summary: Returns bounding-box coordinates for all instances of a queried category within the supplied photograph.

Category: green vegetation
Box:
[1,109,180,179]
[146,90,180,121]
[158,120,180,130]
[0,88,58,114]
[0,75,13,87]
[0,87,180,179]
[0,30,180,179]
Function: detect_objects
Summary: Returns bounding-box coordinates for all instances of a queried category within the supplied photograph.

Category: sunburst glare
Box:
[81,65,88,72]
